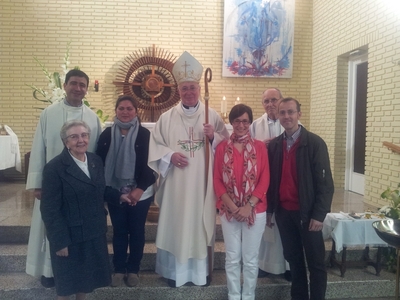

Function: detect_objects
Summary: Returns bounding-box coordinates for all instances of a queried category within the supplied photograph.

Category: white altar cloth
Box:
[0,132,22,172]
[322,213,388,252]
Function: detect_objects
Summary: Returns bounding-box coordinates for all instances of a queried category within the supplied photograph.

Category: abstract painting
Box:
[222,0,295,78]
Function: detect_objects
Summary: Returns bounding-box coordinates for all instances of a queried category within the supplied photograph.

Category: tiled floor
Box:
[0,180,35,226]
[0,179,377,227]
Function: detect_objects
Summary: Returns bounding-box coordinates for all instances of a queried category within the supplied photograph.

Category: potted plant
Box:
[379,183,400,219]
[378,183,400,273]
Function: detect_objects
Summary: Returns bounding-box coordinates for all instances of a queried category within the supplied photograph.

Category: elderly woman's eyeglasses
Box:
[67,133,90,141]
[233,119,250,126]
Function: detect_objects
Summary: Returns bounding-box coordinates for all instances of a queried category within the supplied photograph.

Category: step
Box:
[0,268,395,300]
[0,240,384,274]
[0,242,227,273]
[0,224,160,244]
[0,221,225,244]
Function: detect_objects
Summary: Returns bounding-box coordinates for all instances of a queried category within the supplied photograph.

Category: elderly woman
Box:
[213,104,270,300]
[96,95,156,287]
[40,120,131,300]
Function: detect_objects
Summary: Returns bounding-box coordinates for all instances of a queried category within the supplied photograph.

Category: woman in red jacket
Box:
[214,104,270,300]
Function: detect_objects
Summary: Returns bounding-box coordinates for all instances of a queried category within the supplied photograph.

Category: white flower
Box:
[379,206,390,214]
[50,88,65,102]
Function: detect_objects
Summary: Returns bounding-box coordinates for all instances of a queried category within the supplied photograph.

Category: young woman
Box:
[96,95,156,287]
[213,104,270,300]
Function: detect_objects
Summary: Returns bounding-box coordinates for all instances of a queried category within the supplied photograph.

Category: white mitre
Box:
[172,51,203,85]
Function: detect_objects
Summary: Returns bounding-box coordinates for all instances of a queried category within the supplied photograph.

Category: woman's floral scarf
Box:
[221,131,257,226]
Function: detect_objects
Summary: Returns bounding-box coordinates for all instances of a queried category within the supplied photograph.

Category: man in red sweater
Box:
[267,97,334,300]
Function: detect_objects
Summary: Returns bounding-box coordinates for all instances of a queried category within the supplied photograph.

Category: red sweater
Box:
[213,139,270,213]
[279,139,300,210]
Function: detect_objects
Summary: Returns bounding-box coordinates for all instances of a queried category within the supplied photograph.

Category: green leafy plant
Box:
[27,42,108,124]
[378,183,400,272]
[382,247,397,273]
[379,183,400,219]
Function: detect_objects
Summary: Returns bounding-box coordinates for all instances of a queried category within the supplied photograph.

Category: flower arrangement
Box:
[378,183,400,219]
[28,42,71,104]
[28,42,108,123]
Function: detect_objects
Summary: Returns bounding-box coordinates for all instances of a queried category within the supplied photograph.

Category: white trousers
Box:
[221,212,266,300]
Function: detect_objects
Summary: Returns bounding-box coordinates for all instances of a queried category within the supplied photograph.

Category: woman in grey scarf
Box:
[96,95,156,287]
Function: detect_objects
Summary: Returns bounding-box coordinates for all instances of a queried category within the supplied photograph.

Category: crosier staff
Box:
[204,67,212,178]
[203,67,213,282]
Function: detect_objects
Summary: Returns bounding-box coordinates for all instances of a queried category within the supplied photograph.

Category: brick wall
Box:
[0,0,313,177]
[1,0,399,208]
[312,0,400,206]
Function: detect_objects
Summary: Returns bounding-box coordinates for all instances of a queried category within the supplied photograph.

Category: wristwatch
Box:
[248,200,255,208]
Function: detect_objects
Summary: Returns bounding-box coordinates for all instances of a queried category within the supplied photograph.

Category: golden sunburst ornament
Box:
[113,45,180,122]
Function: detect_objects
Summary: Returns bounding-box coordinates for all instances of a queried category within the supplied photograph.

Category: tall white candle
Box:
[221,96,227,114]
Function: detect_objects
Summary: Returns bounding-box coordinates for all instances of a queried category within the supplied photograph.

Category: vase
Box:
[373,219,400,248]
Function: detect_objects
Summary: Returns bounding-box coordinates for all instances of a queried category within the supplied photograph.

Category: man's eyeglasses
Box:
[233,119,250,126]
[180,86,198,93]
[67,132,90,141]
[263,98,279,105]
[279,110,298,116]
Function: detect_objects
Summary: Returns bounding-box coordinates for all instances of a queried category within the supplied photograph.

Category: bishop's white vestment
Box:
[25,100,101,278]
[148,101,229,287]
[250,113,289,274]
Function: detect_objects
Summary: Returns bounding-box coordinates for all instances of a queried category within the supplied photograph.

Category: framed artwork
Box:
[222,0,295,78]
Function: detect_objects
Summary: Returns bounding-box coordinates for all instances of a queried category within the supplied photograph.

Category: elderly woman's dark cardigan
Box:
[40,147,120,252]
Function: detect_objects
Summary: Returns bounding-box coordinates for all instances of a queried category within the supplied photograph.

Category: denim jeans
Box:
[108,196,153,274]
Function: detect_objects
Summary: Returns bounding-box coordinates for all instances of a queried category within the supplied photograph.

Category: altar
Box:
[107,122,234,134]
[0,134,22,172]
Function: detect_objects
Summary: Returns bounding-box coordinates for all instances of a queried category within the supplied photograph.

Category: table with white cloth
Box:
[0,135,21,171]
[323,212,388,277]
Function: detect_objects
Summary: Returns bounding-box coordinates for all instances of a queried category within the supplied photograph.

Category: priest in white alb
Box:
[25,69,102,288]
[250,87,291,281]
[148,51,229,287]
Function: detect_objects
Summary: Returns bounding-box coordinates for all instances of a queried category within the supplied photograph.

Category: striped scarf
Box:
[221,131,257,226]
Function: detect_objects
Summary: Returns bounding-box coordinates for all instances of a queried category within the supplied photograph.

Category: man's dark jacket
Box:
[267,127,334,223]
[95,125,156,192]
